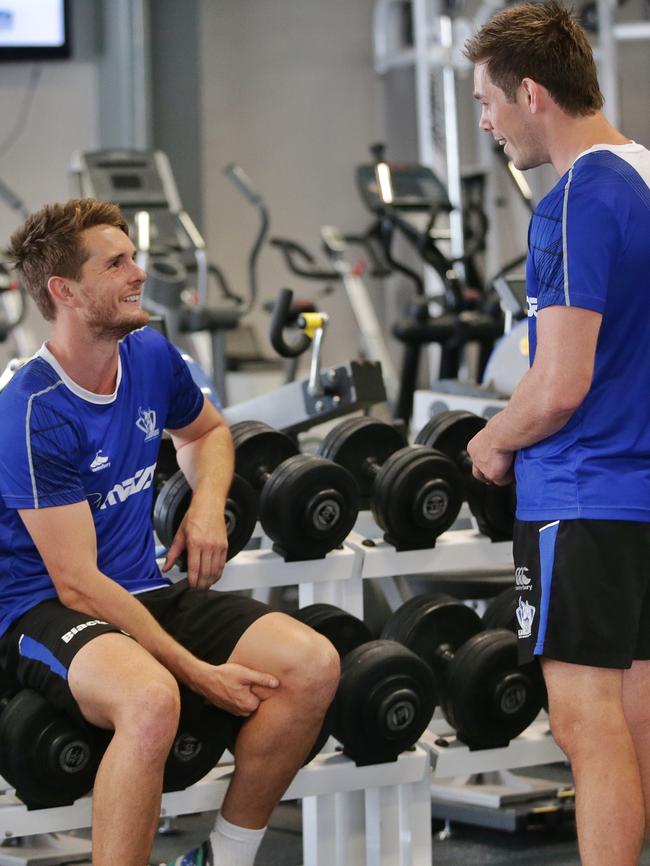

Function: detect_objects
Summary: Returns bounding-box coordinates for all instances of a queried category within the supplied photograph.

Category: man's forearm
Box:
[175,424,234,506]
[61,570,205,691]
[487,366,579,452]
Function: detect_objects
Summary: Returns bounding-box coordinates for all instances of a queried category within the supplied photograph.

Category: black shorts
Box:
[0,581,273,724]
[513,519,650,668]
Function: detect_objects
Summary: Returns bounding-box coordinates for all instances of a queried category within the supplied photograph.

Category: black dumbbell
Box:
[0,684,231,808]
[154,470,258,563]
[163,686,230,791]
[482,587,548,711]
[415,410,516,541]
[318,417,463,550]
[294,604,436,765]
[228,603,372,766]
[382,594,545,749]
[231,421,359,560]
[0,688,110,809]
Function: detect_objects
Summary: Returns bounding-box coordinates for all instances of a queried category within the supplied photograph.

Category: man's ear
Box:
[47,275,76,309]
[520,77,542,114]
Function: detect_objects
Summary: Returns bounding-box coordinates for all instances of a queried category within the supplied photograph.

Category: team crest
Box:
[516,597,536,639]
[136,407,160,441]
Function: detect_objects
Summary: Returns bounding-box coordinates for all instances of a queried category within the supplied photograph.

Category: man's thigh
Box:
[514,518,650,669]
[137,580,274,667]
[0,599,126,725]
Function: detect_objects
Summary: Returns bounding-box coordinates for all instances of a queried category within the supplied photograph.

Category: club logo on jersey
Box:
[527,297,538,318]
[98,463,157,510]
[516,597,536,638]
[136,407,160,441]
[90,450,111,473]
[515,566,532,590]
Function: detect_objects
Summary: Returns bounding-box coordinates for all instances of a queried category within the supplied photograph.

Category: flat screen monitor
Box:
[0,0,70,61]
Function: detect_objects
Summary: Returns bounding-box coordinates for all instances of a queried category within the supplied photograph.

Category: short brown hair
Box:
[464,2,603,116]
[6,198,128,321]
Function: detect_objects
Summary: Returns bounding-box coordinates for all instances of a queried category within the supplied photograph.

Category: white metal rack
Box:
[0,522,566,864]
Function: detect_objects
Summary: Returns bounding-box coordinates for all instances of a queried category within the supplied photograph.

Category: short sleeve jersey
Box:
[516,143,650,521]
[0,327,204,635]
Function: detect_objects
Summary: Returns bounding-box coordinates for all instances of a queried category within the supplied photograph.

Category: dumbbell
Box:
[0,688,109,809]
[293,604,436,765]
[163,686,230,791]
[318,417,463,550]
[0,680,230,808]
[382,594,545,749]
[482,587,548,711]
[231,421,359,560]
[154,470,258,563]
[415,410,516,541]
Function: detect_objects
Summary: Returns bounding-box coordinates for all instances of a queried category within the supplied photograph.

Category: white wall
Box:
[0,0,99,366]
[198,0,384,368]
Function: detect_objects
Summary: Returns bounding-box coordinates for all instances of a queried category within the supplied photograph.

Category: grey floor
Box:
[11,767,646,866]
[140,763,650,866]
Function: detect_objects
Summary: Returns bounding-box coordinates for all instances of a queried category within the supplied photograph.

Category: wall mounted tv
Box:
[0,0,70,61]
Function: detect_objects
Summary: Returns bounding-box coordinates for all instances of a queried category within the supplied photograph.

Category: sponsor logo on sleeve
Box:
[90,450,111,472]
[527,297,538,318]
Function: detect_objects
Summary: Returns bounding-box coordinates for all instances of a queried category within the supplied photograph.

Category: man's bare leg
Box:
[220,613,340,828]
[622,659,650,837]
[543,658,644,866]
[68,633,181,866]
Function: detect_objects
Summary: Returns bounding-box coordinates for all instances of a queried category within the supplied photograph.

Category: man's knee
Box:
[289,631,340,703]
[233,614,340,706]
[114,672,181,755]
[542,658,631,759]
[548,694,629,759]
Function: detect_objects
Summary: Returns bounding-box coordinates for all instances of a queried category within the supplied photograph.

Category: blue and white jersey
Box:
[0,327,204,636]
[517,142,650,521]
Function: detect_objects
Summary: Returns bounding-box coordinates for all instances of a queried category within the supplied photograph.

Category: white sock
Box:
[209,813,266,866]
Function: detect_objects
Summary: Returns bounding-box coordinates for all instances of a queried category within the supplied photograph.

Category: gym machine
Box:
[69,149,250,405]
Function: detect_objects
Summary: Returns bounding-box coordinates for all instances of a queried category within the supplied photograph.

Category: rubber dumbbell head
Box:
[153,470,258,563]
[0,689,109,809]
[382,594,544,748]
[416,410,515,541]
[320,417,462,550]
[163,687,230,792]
[333,639,437,765]
[231,421,360,561]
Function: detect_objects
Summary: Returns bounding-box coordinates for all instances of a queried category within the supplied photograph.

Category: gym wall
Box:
[0,0,97,362]
[198,0,385,369]
[0,0,648,376]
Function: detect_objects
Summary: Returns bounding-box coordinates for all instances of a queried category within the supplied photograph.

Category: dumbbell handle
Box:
[360,456,385,481]
[458,451,473,473]
[433,644,456,668]
[250,467,273,490]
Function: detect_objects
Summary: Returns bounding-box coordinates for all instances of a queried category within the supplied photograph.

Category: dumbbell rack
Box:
[0,523,565,865]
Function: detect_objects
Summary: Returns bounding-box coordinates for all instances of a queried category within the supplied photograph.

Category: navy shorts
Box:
[513,519,650,668]
[0,580,273,724]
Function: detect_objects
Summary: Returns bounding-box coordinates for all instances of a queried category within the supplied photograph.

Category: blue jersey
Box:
[516,143,650,521]
[0,327,204,636]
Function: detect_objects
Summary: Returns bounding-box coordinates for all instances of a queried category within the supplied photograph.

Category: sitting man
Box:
[0,198,340,866]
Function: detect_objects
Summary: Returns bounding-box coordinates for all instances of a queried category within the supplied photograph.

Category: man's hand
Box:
[467,427,515,486]
[162,505,228,589]
[194,661,280,716]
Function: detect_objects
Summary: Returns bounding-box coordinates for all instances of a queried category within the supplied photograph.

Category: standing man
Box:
[464,4,650,865]
[0,199,340,866]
